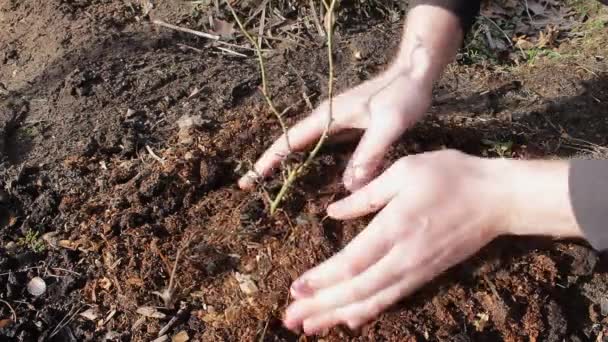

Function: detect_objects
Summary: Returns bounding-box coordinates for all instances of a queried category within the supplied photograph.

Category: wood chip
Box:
[131,316,145,331]
[152,336,168,342]
[79,307,99,321]
[172,331,189,342]
[136,306,166,319]
[58,240,78,250]
[234,272,258,295]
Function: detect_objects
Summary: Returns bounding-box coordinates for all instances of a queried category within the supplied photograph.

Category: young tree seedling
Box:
[227,0,338,215]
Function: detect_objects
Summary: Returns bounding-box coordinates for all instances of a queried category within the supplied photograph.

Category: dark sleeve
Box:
[569,160,608,251]
[409,0,482,34]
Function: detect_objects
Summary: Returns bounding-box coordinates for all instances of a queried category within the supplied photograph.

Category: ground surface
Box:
[0,0,607,341]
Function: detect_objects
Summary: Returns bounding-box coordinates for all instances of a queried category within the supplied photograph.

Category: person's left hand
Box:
[283,149,509,335]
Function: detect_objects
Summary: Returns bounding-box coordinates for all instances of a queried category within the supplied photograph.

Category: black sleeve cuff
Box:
[409,0,482,34]
[569,159,608,251]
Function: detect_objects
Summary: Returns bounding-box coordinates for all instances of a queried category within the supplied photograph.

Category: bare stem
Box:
[226,1,292,152]
[269,0,337,215]
[227,0,337,215]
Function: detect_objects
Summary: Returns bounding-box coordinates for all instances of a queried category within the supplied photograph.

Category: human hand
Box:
[283,150,509,335]
[238,65,434,192]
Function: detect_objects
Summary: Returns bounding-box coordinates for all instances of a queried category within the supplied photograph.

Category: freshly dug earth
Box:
[1,1,608,341]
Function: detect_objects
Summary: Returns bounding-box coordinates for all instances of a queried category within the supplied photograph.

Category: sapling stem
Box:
[227,0,337,215]
[226,2,292,152]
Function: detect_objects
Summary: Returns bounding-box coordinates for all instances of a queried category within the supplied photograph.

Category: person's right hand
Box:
[238,65,434,192]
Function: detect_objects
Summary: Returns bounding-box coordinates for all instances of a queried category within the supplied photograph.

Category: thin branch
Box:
[0,299,16,322]
[226,1,292,153]
[146,145,165,165]
[152,20,220,40]
[269,0,337,214]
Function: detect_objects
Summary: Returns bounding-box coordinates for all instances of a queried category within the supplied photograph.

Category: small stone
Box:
[27,277,46,296]
[126,108,137,118]
[601,297,608,316]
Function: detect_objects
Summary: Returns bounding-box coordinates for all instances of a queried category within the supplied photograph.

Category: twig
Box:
[152,235,192,309]
[153,20,220,40]
[258,6,266,48]
[226,0,292,153]
[309,0,326,37]
[481,15,513,47]
[216,46,248,57]
[0,299,16,322]
[50,305,87,338]
[259,318,270,342]
[146,145,165,165]
[227,0,337,215]
[51,267,81,276]
[158,303,187,336]
[268,0,337,214]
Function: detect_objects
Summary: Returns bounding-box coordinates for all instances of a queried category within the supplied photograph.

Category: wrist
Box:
[486,158,583,239]
[390,5,464,85]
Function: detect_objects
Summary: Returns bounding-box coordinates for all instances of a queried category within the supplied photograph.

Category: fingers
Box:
[289,196,406,300]
[327,160,404,220]
[301,264,434,335]
[342,75,423,191]
[284,236,410,331]
[238,110,326,190]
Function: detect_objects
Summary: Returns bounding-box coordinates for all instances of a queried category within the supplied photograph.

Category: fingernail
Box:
[290,278,314,298]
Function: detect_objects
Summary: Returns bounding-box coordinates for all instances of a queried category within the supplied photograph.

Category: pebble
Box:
[27,277,46,296]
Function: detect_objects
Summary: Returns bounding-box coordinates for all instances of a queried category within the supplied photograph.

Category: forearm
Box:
[489,158,608,252]
[491,158,584,240]
[390,5,465,84]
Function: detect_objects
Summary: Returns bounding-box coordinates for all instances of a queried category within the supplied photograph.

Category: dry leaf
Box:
[79,307,100,321]
[41,231,59,249]
[536,25,559,48]
[473,312,490,331]
[98,277,112,291]
[58,240,78,250]
[223,305,240,324]
[210,19,235,39]
[234,272,258,295]
[136,306,166,319]
[126,277,144,287]
[172,331,189,342]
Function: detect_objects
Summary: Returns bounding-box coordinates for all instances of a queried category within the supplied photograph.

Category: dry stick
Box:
[146,145,165,165]
[227,0,336,215]
[152,20,220,40]
[226,1,292,153]
[268,0,337,215]
[309,0,326,37]
[0,299,16,322]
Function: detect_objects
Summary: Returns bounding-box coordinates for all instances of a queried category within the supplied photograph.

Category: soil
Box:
[1,1,607,341]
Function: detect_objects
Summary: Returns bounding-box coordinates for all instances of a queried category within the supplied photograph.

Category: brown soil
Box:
[1,1,608,341]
